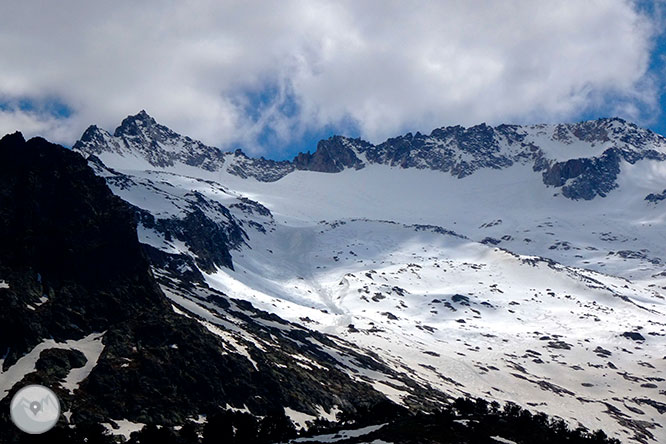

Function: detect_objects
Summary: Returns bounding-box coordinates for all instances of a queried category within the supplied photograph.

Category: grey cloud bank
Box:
[0,0,658,156]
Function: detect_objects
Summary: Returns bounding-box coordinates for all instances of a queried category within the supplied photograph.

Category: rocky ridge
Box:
[75,113,666,200]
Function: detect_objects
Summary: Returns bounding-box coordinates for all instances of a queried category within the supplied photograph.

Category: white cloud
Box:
[0,108,78,144]
[0,0,659,154]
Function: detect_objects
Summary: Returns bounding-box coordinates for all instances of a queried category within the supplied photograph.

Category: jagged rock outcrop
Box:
[645,189,666,203]
[540,149,622,199]
[293,136,370,172]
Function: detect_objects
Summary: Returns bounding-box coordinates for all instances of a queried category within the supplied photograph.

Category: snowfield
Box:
[74,116,666,443]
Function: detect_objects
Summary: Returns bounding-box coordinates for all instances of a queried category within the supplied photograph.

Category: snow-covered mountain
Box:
[1,133,450,444]
[70,112,666,443]
[76,111,666,200]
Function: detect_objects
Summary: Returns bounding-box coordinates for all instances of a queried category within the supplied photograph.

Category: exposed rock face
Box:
[645,189,666,203]
[540,149,622,199]
[539,146,666,200]
[0,131,166,363]
[226,148,295,181]
[85,154,264,274]
[622,331,646,341]
[293,136,370,172]
[133,196,244,272]
[365,124,515,178]
[0,132,149,286]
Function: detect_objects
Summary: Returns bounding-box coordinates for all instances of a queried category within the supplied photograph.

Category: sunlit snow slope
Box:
[74,112,666,443]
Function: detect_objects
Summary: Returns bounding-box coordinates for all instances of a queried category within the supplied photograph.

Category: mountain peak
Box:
[0,131,26,146]
[79,124,107,141]
[75,111,236,172]
[292,135,371,173]
[128,109,153,121]
[114,110,158,138]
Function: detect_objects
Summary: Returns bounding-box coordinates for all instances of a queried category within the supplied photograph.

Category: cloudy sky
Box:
[0,0,664,158]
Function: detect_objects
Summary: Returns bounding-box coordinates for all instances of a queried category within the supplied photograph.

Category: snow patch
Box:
[491,436,518,444]
[316,404,341,422]
[224,403,251,414]
[35,295,48,306]
[102,419,146,440]
[61,333,106,394]
[0,332,106,400]
[292,423,387,442]
[284,407,317,430]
